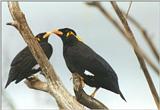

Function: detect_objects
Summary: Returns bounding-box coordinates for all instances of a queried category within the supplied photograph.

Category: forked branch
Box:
[111,1,159,109]
[7,2,83,110]
[125,11,159,61]
[86,2,159,75]
[86,1,159,109]
[73,73,109,109]
[7,1,108,109]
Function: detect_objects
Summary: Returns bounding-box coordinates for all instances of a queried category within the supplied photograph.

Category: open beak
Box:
[43,32,52,38]
[52,29,63,36]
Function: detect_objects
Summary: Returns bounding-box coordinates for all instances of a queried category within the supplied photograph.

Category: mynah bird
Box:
[5,32,53,88]
[53,28,126,101]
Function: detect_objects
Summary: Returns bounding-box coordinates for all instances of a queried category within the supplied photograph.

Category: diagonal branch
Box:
[124,11,159,61]
[125,1,132,18]
[24,75,109,109]
[86,1,159,109]
[7,2,108,109]
[86,2,159,76]
[7,2,84,110]
[73,73,109,110]
[110,1,160,109]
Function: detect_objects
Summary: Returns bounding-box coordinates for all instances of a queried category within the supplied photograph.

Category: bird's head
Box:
[53,28,82,44]
[35,32,52,43]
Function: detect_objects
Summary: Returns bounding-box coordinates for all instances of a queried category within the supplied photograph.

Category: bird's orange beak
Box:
[52,29,63,37]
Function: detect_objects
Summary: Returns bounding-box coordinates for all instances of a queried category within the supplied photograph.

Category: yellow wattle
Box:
[76,35,83,42]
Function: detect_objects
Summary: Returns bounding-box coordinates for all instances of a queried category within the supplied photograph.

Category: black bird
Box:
[53,28,126,101]
[5,32,53,88]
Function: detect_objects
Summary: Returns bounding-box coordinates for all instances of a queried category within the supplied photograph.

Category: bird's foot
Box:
[90,92,96,97]
[79,76,85,88]
[40,71,45,77]
[72,73,85,91]
[90,88,99,97]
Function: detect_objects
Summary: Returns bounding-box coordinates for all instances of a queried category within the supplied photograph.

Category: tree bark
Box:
[86,2,159,75]
[124,10,159,62]
[7,1,108,109]
[73,73,109,110]
[111,2,160,109]
[7,2,84,110]
[86,1,159,109]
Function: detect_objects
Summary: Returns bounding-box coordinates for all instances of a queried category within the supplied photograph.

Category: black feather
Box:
[5,32,53,88]
[57,28,126,101]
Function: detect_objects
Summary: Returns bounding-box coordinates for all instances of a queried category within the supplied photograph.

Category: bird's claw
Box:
[90,92,96,97]
[79,76,85,88]
[40,71,45,76]
[89,88,99,98]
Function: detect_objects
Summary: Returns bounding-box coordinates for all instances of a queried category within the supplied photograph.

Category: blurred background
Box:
[2,2,159,110]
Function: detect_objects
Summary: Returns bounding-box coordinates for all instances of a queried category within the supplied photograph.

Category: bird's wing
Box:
[6,47,37,87]
[11,43,52,65]
[6,43,53,87]
[65,42,118,79]
[11,46,31,66]
[11,43,52,73]
[10,46,37,73]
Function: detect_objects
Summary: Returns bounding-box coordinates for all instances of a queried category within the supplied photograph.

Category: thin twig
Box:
[24,76,49,92]
[7,2,108,109]
[111,1,159,109]
[126,1,132,18]
[86,1,159,109]
[86,2,159,75]
[7,2,84,110]
[125,11,159,61]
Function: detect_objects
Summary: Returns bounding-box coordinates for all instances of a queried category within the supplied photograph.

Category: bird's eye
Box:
[66,31,75,37]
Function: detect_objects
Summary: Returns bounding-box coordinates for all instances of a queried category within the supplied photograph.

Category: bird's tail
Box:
[5,79,11,88]
[119,91,127,102]
[5,69,15,88]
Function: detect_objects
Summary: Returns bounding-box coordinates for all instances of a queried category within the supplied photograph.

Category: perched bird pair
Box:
[5,28,126,101]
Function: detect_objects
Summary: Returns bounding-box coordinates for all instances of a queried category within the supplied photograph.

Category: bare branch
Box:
[126,1,132,18]
[24,74,109,109]
[86,1,159,109]
[24,76,48,93]
[24,77,66,109]
[7,2,109,109]
[86,2,159,75]
[7,2,84,110]
[73,73,109,110]
[110,1,160,109]
[125,11,159,61]
[6,21,19,29]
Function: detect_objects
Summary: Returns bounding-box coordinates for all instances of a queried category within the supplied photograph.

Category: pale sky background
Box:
[2,2,160,110]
